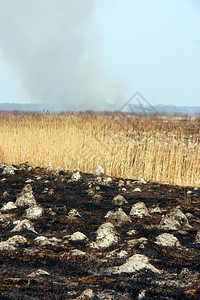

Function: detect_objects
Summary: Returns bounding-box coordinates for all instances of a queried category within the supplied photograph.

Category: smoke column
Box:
[0,0,124,111]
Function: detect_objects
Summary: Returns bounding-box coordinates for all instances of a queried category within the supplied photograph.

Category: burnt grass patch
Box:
[0,164,200,299]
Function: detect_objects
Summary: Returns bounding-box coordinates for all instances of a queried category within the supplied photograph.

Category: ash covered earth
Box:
[0,163,199,299]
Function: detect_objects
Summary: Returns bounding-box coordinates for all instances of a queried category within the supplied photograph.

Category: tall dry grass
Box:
[0,111,200,186]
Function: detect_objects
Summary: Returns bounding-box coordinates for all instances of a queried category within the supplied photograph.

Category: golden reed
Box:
[0,111,200,187]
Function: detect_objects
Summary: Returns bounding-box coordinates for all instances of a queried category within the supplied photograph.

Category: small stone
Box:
[103,177,112,185]
[46,162,53,171]
[11,219,37,234]
[127,229,136,236]
[121,188,127,191]
[90,222,118,249]
[105,208,132,227]
[67,209,82,219]
[71,171,81,181]
[25,205,43,220]
[187,190,192,195]
[92,194,102,204]
[79,288,94,299]
[155,233,180,247]
[138,289,146,299]
[7,235,27,245]
[34,236,51,246]
[48,188,54,195]
[0,235,27,251]
[130,202,150,218]
[109,254,160,274]
[28,269,50,277]
[3,166,15,175]
[118,180,125,187]
[150,205,162,214]
[133,187,141,192]
[2,191,9,198]
[127,237,148,249]
[185,212,194,220]
[25,179,33,183]
[16,184,37,207]
[180,268,190,275]
[195,231,200,244]
[71,249,86,256]
[139,178,147,184]
[94,166,104,177]
[69,232,88,242]
[159,207,192,231]
[112,195,128,206]
[1,201,17,213]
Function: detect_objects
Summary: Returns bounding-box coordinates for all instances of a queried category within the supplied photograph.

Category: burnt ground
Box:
[0,163,199,299]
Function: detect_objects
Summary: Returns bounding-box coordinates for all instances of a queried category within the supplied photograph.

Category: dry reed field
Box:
[0,111,200,187]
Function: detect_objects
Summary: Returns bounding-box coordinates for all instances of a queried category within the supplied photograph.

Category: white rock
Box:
[3,166,15,175]
[103,177,112,185]
[127,229,136,236]
[94,166,104,177]
[48,188,54,195]
[130,202,150,218]
[159,207,192,231]
[71,249,86,256]
[69,231,88,242]
[54,166,64,174]
[2,191,9,198]
[187,190,192,195]
[25,205,43,219]
[133,188,142,192]
[28,269,50,277]
[90,222,119,249]
[71,171,81,181]
[127,237,148,249]
[150,206,162,214]
[11,219,37,234]
[0,235,27,251]
[7,235,27,245]
[106,249,128,259]
[195,231,200,244]
[46,162,53,171]
[0,241,16,251]
[34,236,51,246]
[1,201,17,213]
[138,289,146,299]
[110,254,160,274]
[79,288,94,299]
[155,233,180,247]
[112,195,128,206]
[118,180,125,187]
[67,209,82,219]
[139,178,147,184]
[185,212,194,220]
[16,184,37,207]
[105,208,132,227]
[25,179,34,183]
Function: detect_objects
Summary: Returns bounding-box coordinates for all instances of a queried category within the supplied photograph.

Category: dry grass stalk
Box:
[0,112,200,187]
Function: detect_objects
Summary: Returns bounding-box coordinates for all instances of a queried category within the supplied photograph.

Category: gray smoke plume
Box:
[0,0,124,111]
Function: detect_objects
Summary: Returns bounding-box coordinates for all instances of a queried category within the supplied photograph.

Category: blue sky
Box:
[0,0,199,109]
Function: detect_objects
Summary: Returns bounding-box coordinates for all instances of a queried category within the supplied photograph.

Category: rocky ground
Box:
[0,163,199,299]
